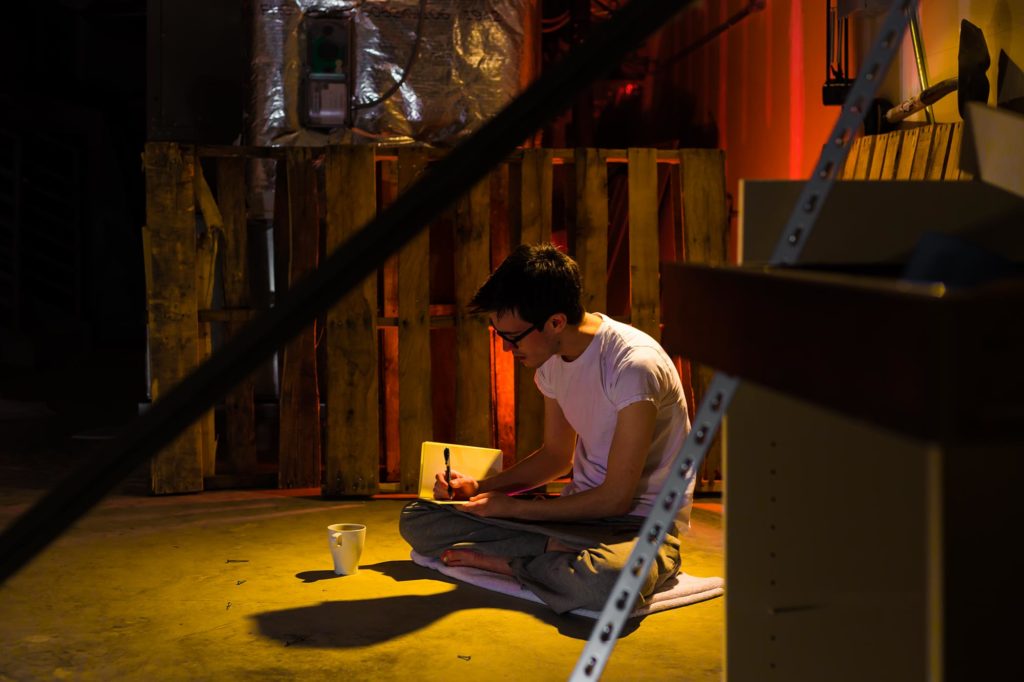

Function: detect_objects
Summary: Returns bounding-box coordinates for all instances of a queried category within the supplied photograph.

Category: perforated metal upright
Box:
[569,3,920,680]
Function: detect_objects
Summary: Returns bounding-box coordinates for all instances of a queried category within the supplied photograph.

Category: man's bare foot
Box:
[441,549,513,576]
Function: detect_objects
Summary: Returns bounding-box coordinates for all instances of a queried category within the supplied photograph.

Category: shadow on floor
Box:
[255,559,642,646]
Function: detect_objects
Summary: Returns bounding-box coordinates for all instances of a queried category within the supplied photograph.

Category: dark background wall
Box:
[0,0,246,436]
[147,0,246,142]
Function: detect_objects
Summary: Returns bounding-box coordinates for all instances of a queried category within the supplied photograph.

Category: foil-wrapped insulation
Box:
[352,0,526,145]
[247,0,528,216]
[250,1,360,215]
[250,0,360,147]
[250,0,527,147]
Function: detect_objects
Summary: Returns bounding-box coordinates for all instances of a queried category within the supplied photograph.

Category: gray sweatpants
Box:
[399,500,681,614]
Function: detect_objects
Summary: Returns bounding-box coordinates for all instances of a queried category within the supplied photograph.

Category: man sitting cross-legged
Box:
[399,243,695,614]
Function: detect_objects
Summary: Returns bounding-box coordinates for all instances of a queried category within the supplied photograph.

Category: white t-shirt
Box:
[535,314,694,525]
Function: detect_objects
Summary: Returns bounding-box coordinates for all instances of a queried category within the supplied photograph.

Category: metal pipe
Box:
[908,7,933,124]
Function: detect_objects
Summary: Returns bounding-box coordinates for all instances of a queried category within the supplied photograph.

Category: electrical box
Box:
[303,16,353,128]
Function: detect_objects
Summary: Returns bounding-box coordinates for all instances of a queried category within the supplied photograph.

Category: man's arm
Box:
[476,396,577,494]
[433,396,575,500]
[463,399,657,521]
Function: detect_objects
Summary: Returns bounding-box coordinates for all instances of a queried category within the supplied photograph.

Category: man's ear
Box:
[548,313,568,332]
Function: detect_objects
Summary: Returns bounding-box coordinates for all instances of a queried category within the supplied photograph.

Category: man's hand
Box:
[460,491,523,518]
[433,470,479,501]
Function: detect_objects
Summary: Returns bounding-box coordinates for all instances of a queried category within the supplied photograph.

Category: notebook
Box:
[417,441,503,505]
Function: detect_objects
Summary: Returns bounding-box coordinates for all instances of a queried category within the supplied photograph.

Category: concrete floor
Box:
[0,475,724,681]
[0,353,724,680]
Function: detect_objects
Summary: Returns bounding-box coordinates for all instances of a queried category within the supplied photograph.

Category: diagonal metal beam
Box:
[0,0,698,585]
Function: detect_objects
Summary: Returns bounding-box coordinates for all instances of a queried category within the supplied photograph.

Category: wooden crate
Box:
[143,143,729,495]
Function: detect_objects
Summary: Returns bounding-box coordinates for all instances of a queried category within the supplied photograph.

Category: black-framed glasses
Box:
[493,324,537,348]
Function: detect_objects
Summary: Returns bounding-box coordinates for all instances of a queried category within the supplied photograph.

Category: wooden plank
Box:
[204,143,927,169]
[520,148,553,244]
[193,162,221,477]
[396,148,432,493]
[194,218,218,478]
[144,142,203,494]
[853,135,875,180]
[200,310,468,327]
[278,148,321,489]
[272,160,290,310]
[492,323,517,470]
[880,131,903,180]
[741,180,1024,264]
[680,149,728,266]
[627,147,661,341]
[380,327,400,481]
[508,156,523,245]
[663,165,682,262]
[378,160,400,483]
[842,137,863,179]
[490,164,511,281]
[960,104,1023,193]
[867,135,887,180]
[196,143,725,165]
[141,225,154,300]
[909,125,935,180]
[198,308,257,323]
[454,177,493,448]
[214,158,248,310]
[945,122,965,180]
[661,263,1024,442]
[607,167,630,313]
[680,148,728,492]
[515,149,552,461]
[896,127,920,180]
[203,473,278,490]
[380,161,400,318]
[324,145,379,496]
[927,123,953,180]
[217,156,257,476]
[575,147,609,314]
[490,164,517,470]
[194,162,224,232]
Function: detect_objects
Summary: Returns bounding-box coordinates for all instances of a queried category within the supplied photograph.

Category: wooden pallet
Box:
[143,143,729,495]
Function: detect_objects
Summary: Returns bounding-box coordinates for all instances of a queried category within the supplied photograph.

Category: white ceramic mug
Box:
[326,523,366,575]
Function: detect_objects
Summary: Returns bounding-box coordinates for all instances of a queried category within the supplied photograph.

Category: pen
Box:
[444,448,452,498]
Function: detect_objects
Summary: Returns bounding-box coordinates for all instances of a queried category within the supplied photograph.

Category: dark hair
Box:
[469,243,584,326]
